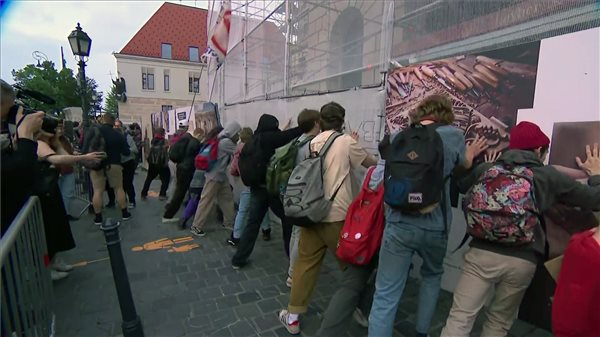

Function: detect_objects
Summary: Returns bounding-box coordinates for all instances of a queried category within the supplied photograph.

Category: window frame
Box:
[161,43,172,59]
[189,46,200,62]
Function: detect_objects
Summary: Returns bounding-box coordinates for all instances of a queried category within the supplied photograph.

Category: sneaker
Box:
[226,236,239,247]
[262,228,271,241]
[94,214,103,226]
[51,270,69,281]
[286,277,292,288]
[159,195,168,201]
[231,260,247,270]
[52,259,74,272]
[122,210,132,221]
[278,310,300,335]
[353,308,369,328]
[190,227,206,237]
[162,217,179,224]
[128,203,136,209]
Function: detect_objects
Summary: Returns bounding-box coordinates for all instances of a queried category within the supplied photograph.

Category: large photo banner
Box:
[385,42,540,155]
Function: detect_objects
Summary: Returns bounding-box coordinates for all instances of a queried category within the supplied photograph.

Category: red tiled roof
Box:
[120,2,208,61]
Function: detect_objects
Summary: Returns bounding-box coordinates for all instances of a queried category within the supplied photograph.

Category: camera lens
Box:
[41,115,60,134]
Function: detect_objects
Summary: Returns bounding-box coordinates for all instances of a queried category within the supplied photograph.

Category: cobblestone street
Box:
[53,172,553,337]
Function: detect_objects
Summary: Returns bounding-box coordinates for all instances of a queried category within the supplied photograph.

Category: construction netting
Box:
[211,0,600,106]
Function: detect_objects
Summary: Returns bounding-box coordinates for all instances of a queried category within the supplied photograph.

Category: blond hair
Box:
[239,127,253,143]
[410,94,455,125]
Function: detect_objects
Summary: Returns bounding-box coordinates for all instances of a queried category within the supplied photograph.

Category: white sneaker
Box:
[51,270,69,281]
[353,308,369,328]
[52,259,74,272]
[277,310,300,335]
[162,217,179,224]
[286,277,292,288]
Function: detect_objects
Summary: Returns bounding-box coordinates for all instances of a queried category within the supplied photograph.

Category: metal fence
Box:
[0,197,54,337]
[73,165,92,217]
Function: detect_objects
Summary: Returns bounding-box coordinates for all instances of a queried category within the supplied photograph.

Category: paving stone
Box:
[209,308,240,328]
[238,291,262,304]
[190,300,218,317]
[234,303,263,320]
[253,313,281,332]
[216,294,241,311]
[258,298,282,315]
[229,320,258,337]
[177,272,199,283]
[171,264,190,274]
[240,279,263,292]
[221,282,244,296]
[128,271,148,283]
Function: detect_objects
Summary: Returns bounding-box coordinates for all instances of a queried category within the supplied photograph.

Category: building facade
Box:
[114,2,209,136]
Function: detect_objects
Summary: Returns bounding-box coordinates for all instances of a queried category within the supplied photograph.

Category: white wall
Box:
[517,27,600,138]
[116,55,209,102]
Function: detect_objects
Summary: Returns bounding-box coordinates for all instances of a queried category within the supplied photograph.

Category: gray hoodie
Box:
[205,121,241,182]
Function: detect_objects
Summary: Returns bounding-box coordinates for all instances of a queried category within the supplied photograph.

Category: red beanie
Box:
[509,121,550,150]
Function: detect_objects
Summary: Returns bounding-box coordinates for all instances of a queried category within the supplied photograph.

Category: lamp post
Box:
[67,23,92,126]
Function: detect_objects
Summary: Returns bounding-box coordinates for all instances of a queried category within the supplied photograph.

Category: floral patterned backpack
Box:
[462,164,540,245]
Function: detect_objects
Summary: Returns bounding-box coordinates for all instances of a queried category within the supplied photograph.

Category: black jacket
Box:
[171,133,201,172]
[459,150,600,263]
[83,124,130,165]
[1,139,38,234]
[255,114,304,163]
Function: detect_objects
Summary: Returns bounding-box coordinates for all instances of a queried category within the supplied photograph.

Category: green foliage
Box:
[104,82,119,117]
[11,61,101,117]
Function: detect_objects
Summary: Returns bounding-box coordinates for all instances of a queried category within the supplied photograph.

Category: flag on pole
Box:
[201,0,231,68]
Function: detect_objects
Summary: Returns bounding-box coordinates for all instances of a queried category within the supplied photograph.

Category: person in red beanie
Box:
[552,225,600,337]
[441,122,600,337]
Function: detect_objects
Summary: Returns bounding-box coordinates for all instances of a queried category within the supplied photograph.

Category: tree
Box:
[11,61,101,118]
[104,82,119,117]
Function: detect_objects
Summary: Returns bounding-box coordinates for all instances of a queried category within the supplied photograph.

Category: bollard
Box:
[101,218,144,337]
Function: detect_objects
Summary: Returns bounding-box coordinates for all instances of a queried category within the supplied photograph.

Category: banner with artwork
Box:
[385,42,540,155]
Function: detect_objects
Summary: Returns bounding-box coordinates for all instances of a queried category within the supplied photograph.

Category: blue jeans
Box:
[58,173,76,215]
[368,223,448,337]
[233,189,270,239]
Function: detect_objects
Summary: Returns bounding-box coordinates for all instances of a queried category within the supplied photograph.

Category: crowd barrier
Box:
[0,197,54,337]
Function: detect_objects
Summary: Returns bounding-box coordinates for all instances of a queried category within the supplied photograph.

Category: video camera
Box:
[8,85,61,134]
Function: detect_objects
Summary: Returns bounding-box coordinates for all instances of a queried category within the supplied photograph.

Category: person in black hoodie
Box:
[232,113,312,269]
[162,127,203,223]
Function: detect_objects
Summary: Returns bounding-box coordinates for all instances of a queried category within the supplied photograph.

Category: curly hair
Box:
[410,94,454,125]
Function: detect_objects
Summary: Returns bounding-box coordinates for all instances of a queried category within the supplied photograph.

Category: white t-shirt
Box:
[310,130,368,222]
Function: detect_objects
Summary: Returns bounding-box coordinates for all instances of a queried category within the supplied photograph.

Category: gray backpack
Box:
[283,132,343,227]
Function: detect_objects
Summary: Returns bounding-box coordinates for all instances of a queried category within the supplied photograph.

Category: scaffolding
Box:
[207,0,600,106]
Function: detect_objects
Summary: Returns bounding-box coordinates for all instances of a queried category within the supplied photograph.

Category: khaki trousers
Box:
[441,248,536,337]
[288,221,345,314]
[191,179,235,230]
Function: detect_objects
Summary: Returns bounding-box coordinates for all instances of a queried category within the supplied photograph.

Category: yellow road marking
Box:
[71,257,110,268]
[131,236,200,254]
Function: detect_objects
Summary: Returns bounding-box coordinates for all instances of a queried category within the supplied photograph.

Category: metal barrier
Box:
[73,164,92,217]
[0,197,54,337]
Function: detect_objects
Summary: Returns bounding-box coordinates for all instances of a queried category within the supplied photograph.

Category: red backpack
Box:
[195,138,219,171]
[336,167,385,265]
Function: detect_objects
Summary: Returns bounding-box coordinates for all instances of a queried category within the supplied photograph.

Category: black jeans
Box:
[122,159,137,203]
[141,164,171,197]
[232,186,292,266]
[163,167,194,219]
[316,263,377,337]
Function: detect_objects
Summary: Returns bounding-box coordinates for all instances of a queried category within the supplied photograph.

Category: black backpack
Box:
[148,138,168,166]
[83,125,107,170]
[384,123,445,213]
[239,135,267,187]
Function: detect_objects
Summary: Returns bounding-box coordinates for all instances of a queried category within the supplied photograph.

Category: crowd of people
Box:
[2,74,600,337]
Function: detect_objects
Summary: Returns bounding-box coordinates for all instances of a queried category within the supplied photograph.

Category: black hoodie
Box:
[255,114,304,162]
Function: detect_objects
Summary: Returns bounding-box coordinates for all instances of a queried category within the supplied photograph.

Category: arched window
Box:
[329,7,364,90]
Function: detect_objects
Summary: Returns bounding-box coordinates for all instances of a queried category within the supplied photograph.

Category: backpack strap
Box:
[317,132,342,158]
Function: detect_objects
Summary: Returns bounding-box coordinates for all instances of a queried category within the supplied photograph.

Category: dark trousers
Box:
[163,167,194,219]
[141,164,170,197]
[232,186,292,266]
[122,159,137,203]
[317,263,377,337]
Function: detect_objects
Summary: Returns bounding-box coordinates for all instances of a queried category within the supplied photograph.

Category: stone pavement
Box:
[53,172,553,337]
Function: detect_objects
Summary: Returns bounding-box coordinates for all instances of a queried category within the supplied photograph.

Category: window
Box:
[161,105,173,112]
[142,67,155,90]
[189,46,199,62]
[163,70,170,92]
[188,72,200,93]
[161,43,172,59]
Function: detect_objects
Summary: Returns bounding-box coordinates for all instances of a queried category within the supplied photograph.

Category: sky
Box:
[0,0,210,105]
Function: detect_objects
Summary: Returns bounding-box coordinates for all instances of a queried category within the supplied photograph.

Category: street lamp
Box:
[67,23,92,126]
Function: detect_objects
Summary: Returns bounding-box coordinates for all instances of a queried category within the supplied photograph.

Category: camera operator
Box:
[0,79,44,235]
